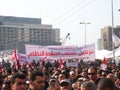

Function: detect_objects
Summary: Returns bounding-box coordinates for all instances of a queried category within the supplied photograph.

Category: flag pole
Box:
[111,0,115,62]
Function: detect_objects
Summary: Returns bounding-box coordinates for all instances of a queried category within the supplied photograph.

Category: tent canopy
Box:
[95,47,120,59]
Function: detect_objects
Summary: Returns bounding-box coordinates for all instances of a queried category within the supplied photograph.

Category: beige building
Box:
[101,26,120,50]
[0,16,61,53]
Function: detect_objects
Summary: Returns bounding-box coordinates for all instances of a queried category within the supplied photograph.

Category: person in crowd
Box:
[10,73,27,90]
[59,79,74,90]
[115,73,120,88]
[69,71,76,83]
[81,70,88,78]
[97,78,116,90]
[87,66,101,85]
[2,79,11,90]
[88,66,100,85]
[72,77,84,90]
[107,73,117,83]
[6,60,11,69]
[80,81,96,90]
[2,58,120,90]
[47,79,60,90]
[58,71,68,83]
[29,71,46,90]
[75,68,81,76]
[70,71,76,78]
[11,69,18,75]
[0,79,3,90]
[101,70,107,78]
[106,73,120,90]
[97,70,102,78]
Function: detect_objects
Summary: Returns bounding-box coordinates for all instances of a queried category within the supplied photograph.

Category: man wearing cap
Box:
[60,79,74,90]
[47,79,60,90]
[69,71,76,83]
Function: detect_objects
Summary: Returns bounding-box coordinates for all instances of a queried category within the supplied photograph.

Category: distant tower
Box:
[101,26,120,50]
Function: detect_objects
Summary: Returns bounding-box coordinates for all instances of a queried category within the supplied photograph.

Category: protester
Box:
[0,79,3,90]
[116,73,120,88]
[58,71,68,83]
[47,79,60,90]
[10,73,27,90]
[72,77,84,90]
[60,79,74,90]
[107,73,117,83]
[29,71,46,90]
[1,57,120,90]
[81,70,88,78]
[97,78,116,90]
[80,81,96,90]
[87,66,101,85]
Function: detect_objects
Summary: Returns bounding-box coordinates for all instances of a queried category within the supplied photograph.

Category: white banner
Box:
[17,53,27,63]
[78,44,95,61]
[66,61,78,67]
[0,49,14,61]
[25,44,95,61]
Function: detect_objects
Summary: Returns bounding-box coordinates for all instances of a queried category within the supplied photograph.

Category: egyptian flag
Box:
[59,58,63,70]
[40,56,47,67]
[12,49,19,69]
[0,65,2,72]
[101,57,107,70]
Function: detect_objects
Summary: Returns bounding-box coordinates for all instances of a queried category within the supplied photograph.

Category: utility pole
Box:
[80,22,91,46]
[111,0,115,61]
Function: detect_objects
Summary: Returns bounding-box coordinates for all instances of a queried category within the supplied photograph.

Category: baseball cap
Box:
[60,79,71,86]
[70,71,75,75]
[77,77,83,81]
[49,79,57,83]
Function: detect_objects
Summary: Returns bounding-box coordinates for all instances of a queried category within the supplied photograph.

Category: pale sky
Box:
[0,0,120,48]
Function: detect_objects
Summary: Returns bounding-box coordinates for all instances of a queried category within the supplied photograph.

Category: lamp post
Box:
[111,0,115,61]
[80,22,91,46]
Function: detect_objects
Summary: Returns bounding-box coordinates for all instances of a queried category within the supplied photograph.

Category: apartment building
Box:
[0,16,61,53]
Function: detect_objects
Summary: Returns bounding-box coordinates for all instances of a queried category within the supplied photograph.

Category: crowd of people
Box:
[0,58,120,90]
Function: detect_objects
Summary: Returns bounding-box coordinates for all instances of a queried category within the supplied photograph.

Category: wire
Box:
[51,0,95,25]
[50,0,86,23]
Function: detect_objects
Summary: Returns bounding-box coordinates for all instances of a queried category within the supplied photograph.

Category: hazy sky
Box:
[0,0,120,47]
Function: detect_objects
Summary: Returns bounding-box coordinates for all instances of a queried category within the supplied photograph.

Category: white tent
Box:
[105,47,120,58]
[95,49,112,59]
[96,47,120,59]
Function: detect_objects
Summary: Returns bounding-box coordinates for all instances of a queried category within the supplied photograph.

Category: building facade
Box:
[101,26,120,50]
[0,16,61,53]
[97,38,102,50]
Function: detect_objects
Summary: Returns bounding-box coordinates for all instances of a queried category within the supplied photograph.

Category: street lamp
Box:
[80,22,91,46]
[111,0,115,61]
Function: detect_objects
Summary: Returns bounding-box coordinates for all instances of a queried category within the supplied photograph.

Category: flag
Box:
[59,58,63,70]
[112,33,120,47]
[25,62,29,67]
[30,62,35,69]
[12,49,16,60]
[0,65,2,72]
[40,56,47,67]
[12,49,19,69]
[101,57,107,70]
